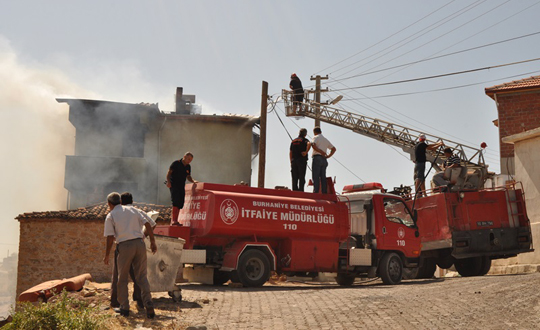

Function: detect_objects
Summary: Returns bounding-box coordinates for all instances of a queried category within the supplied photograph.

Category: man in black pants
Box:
[166,152,197,225]
[290,128,311,191]
[289,73,304,112]
[414,134,443,197]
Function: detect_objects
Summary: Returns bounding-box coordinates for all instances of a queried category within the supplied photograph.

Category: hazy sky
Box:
[1,0,540,257]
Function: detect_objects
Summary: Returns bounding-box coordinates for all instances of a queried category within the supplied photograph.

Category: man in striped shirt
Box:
[433,148,461,188]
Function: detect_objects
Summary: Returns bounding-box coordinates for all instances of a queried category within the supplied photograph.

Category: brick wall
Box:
[16,218,111,296]
[496,91,540,158]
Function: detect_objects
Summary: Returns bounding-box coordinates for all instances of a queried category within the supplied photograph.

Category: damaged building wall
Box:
[16,218,110,297]
[157,117,254,205]
[58,97,259,209]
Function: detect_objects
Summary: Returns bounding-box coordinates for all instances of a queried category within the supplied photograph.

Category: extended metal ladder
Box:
[282,89,491,187]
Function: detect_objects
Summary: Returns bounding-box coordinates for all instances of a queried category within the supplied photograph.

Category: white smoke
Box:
[0,35,98,316]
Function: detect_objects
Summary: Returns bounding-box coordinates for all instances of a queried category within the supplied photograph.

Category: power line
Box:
[315,0,457,75]
[329,0,488,79]
[333,31,540,82]
[330,57,540,92]
[339,70,540,100]
[359,0,540,86]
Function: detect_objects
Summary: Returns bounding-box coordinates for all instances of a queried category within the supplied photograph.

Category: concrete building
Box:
[485,76,540,272]
[57,88,259,209]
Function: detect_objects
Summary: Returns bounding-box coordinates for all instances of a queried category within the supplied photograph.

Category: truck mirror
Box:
[415,230,420,238]
[413,209,418,221]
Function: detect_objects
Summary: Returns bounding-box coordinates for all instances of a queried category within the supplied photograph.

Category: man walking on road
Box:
[103,192,157,318]
[311,127,336,194]
[290,128,311,191]
[166,152,197,225]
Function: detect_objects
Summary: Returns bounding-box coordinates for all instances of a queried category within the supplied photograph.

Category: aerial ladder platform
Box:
[282,89,492,190]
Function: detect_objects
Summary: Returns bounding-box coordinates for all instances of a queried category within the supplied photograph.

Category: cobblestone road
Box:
[162,272,540,329]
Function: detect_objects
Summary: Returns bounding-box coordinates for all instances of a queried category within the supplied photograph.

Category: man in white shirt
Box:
[110,192,157,310]
[103,192,157,318]
[311,127,336,194]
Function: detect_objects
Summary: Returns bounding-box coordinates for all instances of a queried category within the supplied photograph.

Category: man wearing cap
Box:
[289,73,304,112]
[414,134,443,197]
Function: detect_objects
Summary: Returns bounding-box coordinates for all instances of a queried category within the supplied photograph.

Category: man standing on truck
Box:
[290,128,311,191]
[103,192,157,318]
[110,192,157,310]
[166,152,197,225]
[432,147,461,189]
[414,134,444,197]
[312,126,336,194]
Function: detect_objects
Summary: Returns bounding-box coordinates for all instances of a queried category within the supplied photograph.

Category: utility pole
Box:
[310,75,328,128]
[258,81,268,188]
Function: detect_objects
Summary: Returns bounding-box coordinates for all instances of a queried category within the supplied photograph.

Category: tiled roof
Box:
[16,202,171,222]
[485,75,540,96]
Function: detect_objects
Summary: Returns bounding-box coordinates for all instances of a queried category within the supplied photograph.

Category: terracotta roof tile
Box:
[485,75,540,95]
[16,202,171,223]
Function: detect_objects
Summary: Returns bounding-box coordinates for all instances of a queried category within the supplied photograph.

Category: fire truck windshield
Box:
[383,198,415,228]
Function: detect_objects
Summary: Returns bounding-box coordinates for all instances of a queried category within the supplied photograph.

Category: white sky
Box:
[1,0,540,257]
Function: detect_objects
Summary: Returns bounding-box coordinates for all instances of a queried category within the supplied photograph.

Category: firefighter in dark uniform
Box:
[289,73,304,112]
[290,128,311,191]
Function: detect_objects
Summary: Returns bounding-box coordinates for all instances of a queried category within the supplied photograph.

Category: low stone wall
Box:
[16,218,111,297]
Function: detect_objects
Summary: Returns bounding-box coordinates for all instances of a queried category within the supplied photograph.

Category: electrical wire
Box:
[273,103,367,184]
[360,0,540,86]
[315,0,458,75]
[339,70,540,100]
[328,0,488,79]
[330,57,540,92]
[333,31,540,82]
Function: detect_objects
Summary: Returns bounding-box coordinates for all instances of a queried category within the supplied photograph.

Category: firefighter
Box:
[290,128,311,191]
[166,152,198,225]
[289,73,304,112]
[414,134,443,197]
[432,148,461,189]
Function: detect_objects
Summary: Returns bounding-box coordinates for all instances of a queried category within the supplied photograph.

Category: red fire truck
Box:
[155,180,423,287]
[402,184,532,278]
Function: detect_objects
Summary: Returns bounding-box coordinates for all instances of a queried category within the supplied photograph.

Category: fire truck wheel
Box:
[454,257,482,277]
[213,269,231,286]
[336,273,355,286]
[478,256,491,276]
[380,252,403,285]
[417,258,436,279]
[237,249,271,287]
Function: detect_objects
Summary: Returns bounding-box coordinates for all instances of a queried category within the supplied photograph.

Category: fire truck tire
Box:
[379,252,403,285]
[213,269,231,286]
[417,259,436,279]
[237,249,271,287]
[454,257,482,277]
[479,256,492,276]
[336,273,355,286]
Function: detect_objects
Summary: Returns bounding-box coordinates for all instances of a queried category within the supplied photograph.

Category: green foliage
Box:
[3,290,108,330]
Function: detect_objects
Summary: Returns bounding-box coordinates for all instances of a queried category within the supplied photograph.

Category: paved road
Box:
[163,272,540,329]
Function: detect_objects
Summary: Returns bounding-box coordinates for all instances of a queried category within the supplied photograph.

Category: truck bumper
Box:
[452,227,533,259]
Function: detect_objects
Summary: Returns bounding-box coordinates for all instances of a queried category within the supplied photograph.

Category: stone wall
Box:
[496,91,540,159]
[16,218,110,297]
